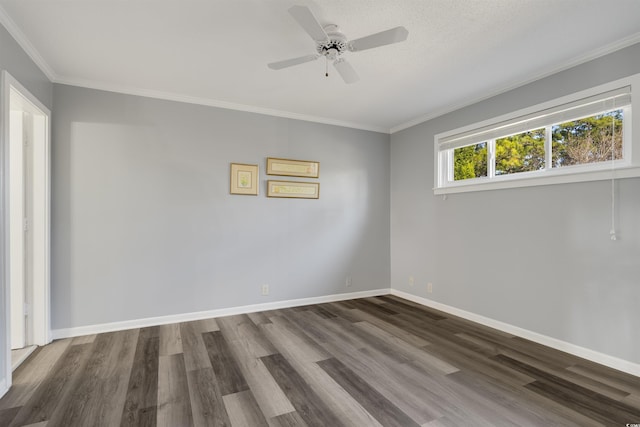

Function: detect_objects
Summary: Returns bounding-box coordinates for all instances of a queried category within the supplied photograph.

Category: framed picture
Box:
[267,180,320,199]
[267,157,320,178]
[230,163,259,195]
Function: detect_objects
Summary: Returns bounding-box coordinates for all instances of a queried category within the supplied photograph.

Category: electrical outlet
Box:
[409,276,415,286]
[261,284,269,296]
[427,282,433,293]
[345,276,352,287]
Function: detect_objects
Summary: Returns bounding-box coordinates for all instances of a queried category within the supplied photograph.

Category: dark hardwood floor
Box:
[1,295,639,426]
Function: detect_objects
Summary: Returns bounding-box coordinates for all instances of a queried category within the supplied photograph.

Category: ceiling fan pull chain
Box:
[325,56,329,77]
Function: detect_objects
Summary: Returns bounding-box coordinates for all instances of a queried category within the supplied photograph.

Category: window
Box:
[434,74,639,194]
[453,142,487,181]
[552,110,623,168]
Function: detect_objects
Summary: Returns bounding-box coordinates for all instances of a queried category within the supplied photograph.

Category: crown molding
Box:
[0,4,56,81]
[0,4,387,134]
[390,32,640,134]
[53,77,390,134]
[2,2,638,136]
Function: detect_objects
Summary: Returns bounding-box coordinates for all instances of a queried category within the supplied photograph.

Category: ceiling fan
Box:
[268,5,409,84]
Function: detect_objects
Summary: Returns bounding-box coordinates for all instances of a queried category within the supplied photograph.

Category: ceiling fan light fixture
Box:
[316,25,348,58]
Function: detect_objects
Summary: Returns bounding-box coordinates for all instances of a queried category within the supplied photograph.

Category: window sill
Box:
[433,164,640,195]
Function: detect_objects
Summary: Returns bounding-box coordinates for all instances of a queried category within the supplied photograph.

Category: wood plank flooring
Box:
[1,295,639,426]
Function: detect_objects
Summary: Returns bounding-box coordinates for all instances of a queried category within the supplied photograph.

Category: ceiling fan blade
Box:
[288,5,329,42]
[348,26,409,52]
[268,54,320,70]
[333,58,359,84]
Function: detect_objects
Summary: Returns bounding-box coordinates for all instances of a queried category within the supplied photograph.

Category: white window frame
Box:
[434,73,640,195]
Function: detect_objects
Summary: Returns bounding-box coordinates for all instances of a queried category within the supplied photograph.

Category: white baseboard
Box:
[51,288,391,340]
[11,345,37,371]
[391,289,640,377]
[49,286,639,377]
[0,378,7,399]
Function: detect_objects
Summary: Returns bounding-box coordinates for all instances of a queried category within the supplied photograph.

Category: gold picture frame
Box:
[267,180,320,199]
[266,157,320,178]
[230,163,259,195]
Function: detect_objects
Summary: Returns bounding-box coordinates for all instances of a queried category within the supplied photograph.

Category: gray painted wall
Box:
[0,25,52,392]
[391,43,640,363]
[51,84,390,330]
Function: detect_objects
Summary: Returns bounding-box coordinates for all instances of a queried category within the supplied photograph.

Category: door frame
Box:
[1,70,51,394]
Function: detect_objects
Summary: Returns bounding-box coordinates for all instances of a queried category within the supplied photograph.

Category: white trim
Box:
[0,4,387,134]
[0,4,56,81]
[30,111,51,346]
[0,378,7,399]
[433,165,640,195]
[8,107,25,349]
[53,33,640,136]
[11,345,36,371]
[51,288,391,339]
[0,69,12,399]
[3,0,639,135]
[1,71,52,400]
[49,285,640,377]
[2,72,52,347]
[53,79,389,134]
[391,289,640,377]
[391,32,640,134]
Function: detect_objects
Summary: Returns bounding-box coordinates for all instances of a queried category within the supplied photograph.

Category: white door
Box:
[6,80,49,350]
[2,71,51,396]
[9,110,26,349]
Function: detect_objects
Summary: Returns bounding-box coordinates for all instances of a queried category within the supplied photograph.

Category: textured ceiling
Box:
[1,0,640,133]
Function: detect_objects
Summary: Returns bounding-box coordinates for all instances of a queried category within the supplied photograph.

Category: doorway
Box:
[1,71,51,392]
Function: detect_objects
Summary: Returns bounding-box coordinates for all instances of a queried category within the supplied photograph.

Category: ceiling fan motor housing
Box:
[316,25,347,59]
